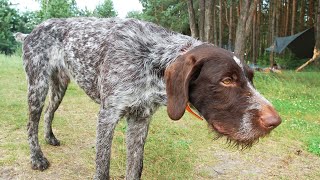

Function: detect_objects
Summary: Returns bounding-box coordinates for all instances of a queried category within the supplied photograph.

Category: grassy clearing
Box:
[253,71,320,156]
[0,55,319,179]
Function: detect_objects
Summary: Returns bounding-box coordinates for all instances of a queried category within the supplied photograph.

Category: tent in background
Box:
[266,27,315,59]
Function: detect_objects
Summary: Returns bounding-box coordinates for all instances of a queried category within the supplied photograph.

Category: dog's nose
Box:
[260,105,282,129]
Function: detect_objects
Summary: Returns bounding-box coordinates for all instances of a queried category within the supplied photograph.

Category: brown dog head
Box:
[165,44,281,147]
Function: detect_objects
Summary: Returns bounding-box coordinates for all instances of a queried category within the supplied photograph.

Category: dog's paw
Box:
[45,135,60,146]
[31,156,50,171]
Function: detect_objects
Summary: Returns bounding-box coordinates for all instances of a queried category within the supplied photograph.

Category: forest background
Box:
[1,0,319,70]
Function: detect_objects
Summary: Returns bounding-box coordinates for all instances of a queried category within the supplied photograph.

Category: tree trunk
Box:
[300,0,306,31]
[280,0,285,36]
[219,0,223,47]
[234,0,258,61]
[275,0,280,38]
[205,0,214,43]
[285,0,290,36]
[256,0,261,58]
[296,0,320,71]
[199,0,205,41]
[213,1,218,45]
[268,1,273,46]
[269,1,277,67]
[316,0,320,49]
[228,3,233,51]
[252,4,257,64]
[291,0,297,35]
[308,0,315,27]
[237,0,241,17]
[187,0,199,38]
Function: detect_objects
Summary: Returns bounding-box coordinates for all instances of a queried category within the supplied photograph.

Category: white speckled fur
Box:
[233,55,243,69]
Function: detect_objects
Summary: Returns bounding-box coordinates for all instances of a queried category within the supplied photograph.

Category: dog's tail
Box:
[14,32,29,43]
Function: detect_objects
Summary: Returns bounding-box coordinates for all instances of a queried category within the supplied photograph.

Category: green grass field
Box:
[1,54,320,179]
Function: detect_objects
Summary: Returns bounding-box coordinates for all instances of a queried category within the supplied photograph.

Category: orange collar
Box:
[186,103,204,120]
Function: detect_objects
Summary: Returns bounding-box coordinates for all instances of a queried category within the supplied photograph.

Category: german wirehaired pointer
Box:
[17,17,281,179]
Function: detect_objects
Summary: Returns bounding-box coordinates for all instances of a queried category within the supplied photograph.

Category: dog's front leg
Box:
[95,107,121,180]
[125,115,151,180]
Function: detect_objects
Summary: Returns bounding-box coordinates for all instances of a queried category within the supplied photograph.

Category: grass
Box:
[253,71,320,156]
[0,54,320,179]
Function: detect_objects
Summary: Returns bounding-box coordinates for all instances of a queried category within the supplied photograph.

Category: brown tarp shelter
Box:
[266,27,315,59]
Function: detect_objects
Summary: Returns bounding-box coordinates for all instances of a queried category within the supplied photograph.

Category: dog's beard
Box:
[209,124,269,150]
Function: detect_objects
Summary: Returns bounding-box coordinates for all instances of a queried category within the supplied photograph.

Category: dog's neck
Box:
[149,34,203,71]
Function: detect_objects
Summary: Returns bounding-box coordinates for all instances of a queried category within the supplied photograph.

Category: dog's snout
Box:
[260,105,281,129]
[261,112,281,129]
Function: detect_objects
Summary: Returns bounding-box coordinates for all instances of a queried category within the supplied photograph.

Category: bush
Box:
[256,51,316,70]
[0,0,40,55]
[275,55,304,69]
[0,0,19,54]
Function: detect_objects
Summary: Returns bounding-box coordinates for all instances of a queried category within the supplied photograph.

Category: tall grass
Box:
[1,54,319,179]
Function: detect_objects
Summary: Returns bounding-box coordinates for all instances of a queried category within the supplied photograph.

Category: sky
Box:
[9,0,143,18]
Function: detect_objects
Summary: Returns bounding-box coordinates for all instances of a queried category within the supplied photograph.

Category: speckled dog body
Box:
[22,17,202,179]
[21,17,281,179]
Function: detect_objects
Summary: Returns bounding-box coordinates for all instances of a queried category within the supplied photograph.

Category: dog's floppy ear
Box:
[165,54,205,120]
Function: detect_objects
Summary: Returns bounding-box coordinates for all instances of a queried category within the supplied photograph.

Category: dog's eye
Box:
[221,77,233,85]
[245,92,252,101]
[245,92,252,97]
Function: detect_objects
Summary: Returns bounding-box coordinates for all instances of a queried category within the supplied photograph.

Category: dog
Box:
[17,17,281,179]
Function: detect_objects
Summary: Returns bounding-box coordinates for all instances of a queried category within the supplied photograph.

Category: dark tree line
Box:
[184,0,318,68]
[129,0,319,69]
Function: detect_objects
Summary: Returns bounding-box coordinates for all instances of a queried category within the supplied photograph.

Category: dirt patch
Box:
[195,138,320,179]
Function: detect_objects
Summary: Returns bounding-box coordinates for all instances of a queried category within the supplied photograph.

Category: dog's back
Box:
[22,17,197,103]
[22,18,115,102]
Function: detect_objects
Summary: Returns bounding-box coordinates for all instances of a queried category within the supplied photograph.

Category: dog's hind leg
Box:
[25,54,50,171]
[44,68,70,146]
